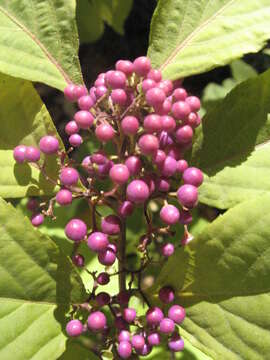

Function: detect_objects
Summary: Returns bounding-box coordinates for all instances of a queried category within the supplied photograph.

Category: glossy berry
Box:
[66,319,83,337]
[95,123,115,142]
[160,156,177,178]
[143,114,162,133]
[177,184,198,208]
[118,201,134,217]
[97,272,110,285]
[153,149,166,166]
[168,305,186,324]
[125,156,142,176]
[132,335,145,350]
[126,180,150,204]
[116,60,134,76]
[162,243,175,257]
[177,159,188,173]
[173,87,187,101]
[88,311,107,331]
[98,248,116,266]
[60,167,79,186]
[64,84,77,102]
[159,286,175,304]
[183,167,204,187]
[56,189,72,206]
[175,125,193,144]
[172,101,191,120]
[118,330,131,343]
[133,56,151,76]
[138,134,159,155]
[147,332,161,346]
[121,116,139,135]
[123,308,136,323]
[78,95,94,110]
[111,89,127,106]
[96,85,108,98]
[186,96,201,111]
[117,341,132,359]
[160,204,179,225]
[69,134,83,147]
[72,254,85,267]
[158,79,173,96]
[136,343,152,356]
[74,85,88,99]
[109,164,130,184]
[159,318,175,334]
[91,151,108,165]
[31,213,44,227]
[101,215,121,235]
[25,146,40,162]
[74,110,94,129]
[96,292,111,306]
[65,219,87,241]
[142,79,156,93]
[161,115,176,133]
[156,178,170,192]
[168,335,184,352]
[13,145,27,163]
[87,232,109,252]
[65,120,79,135]
[146,307,164,326]
[147,69,162,82]
[106,70,126,89]
[39,136,59,154]
[146,87,166,108]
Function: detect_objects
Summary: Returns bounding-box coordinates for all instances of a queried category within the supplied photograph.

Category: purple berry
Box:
[138,134,159,155]
[156,178,170,192]
[72,254,85,267]
[95,123,115,142]
[187,112,200,128]
[159,286,175,304]
[101,215,121,235]
[96,292,111,306]
[25,146,40,162]
[60,167,79,186]
[74,85,88,99]
[74,110,94,129]
[39,136,59,154]
[157,80,173,96]
[142,79,156,93]
[160,156,177,178]
[143,114,162,133]
[106,70,126,89]
[78,95,94,110]
[146,307,164,326]
[65,219,87,241]
[109,164,130,184]
[89,86,97,101]
[186,96,201,112]
[161,115,176,133]
[172,101,191,120]
[27,198,39,212]
[147,69,162,82]
[87,232,109,252]
[177,159,188,173]
[56,189,72,206]
[123,308,136,323]
[159,131,173,149]
[97,272,110,285]
[160,204,179,225]
[173,88,187,101]
[146,87,166,108]
[183,167,204,187]
[131,335,145,350]
[136,343,152,356]
[111,89,127,106]
[175,125,193,144]
[118,201,134,217]
[168,145,183,160]
[115,316,128,330]
[117,341,132,359]
[69,134,83,147]
[96,85,108,98]
[179,209,193,225]
[66,319,83,337]
[81,156,93,173]
[116,291,130,305]
[91,151,108,165]
[65,120,79,135]
[168,305,186,324]
[126,180,150,204]
[177,184,198,209]
[116,60,134,76]
[121,116,139,135]
[88,311,107,331]
[98,248,116,266]
[31,213,44,227]
[168,335,184,352]
[162,243,175,257]
[125,156,142,176]
[153,149,166,166]
[159,318,175,334]
[118,330,131,343]
[147,332,160,346]
[64,84,77,102]
[133,56,151,77]
[13,145,27,163]
[156,98,172,116]
[94,78,105,87]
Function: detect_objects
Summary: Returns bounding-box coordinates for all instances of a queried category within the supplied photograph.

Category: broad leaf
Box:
[0,74,64,198]
[192,69,270,208]
[150,195,270,360]
[0,197,86,360]
[0,0,82,90]
[148,0,270,79]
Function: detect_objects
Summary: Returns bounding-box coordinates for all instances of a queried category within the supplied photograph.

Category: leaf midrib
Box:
[0,4,70,84]
[159,0,236,71]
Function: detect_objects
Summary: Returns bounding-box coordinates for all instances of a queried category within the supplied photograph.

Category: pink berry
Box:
[179,209,193,224]
[156,178,170,192]
[31,213,44,227]
[65,120,79,135]
[101,215,121,235]
[64,84,77,102]
[91,151,108,165]
[147,332,160,346]
[25,146,40,162]
[65,219,87,241]
[172,101,191,120]
[133,56,151,77]
[39,136,59,154]
[121,116,139,135]
[66,319,83,337]
[118,330,131,343]
[136,343,152,356]
[159,286,175,303]
[160,204,179,225]
[146,307,164,326]
[60,167,79,186]
[146,87,166,108]
[78,95,94,110]
[74,110,94,129]
[159,318,175,334]
[153,149,166,166]
[72,254,85,267]
[74,85,88,99]
[161,115,176,133]
[132,335,145,350]
[177,184,198,208]
[183,167,204,187]
[94,78,105,87]
[97,272,110,285]
[87,232,109,252]
[117,341,132,359]
[123,308,136,323]
[118,201,134,217]
[111,89,127,106]
[186,96,201,112]
[138,134,159,155]
[88,311,107,331]
[89,86,97,101]
[168,305,186,324]
[106,70,126,89]
[109,164,130,184]
[156,97,172,116]
[160,156,177,178]
[168,335,185,352]
[126,180,150,204]
[157,80,173,96]
[168,145,183,160]
[177,159,188,173]
[13,145,27,163]
[175,125,193,144]
[173,88,187,101]
[142,79,156,93]
[98,248,116,266]
[143,114,162,133]
[162,243,175,257]
[116,60,134,76]
[95,123,115,142]
[147,69,162,82]
[56,189,72,206]
[125,156,142,176]
[69,134,83,147]
[96,85,108,98]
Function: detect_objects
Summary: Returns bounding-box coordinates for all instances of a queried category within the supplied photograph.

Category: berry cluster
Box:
[13,56,203,358]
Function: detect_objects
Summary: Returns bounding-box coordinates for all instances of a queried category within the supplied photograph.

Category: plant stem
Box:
[118,220,127,295]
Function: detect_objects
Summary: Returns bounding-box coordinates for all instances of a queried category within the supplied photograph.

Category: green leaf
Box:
[0,197,86,360]
[99,0,133,35]
[150,194,270,360]
[148,0,270,79]
[0,74,64,198]
[0,0,82,90]
[230,59,257,83]
[192,69,270,209]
